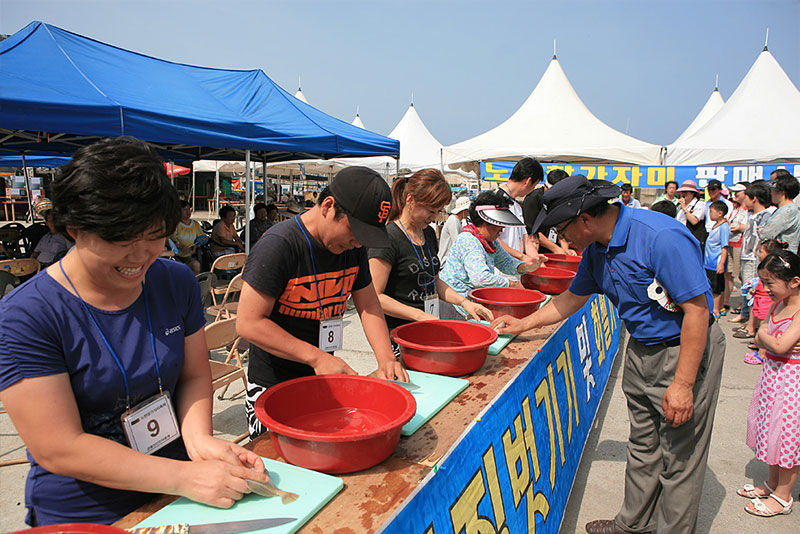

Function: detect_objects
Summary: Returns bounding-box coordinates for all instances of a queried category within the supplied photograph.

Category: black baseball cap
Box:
[706,179,722,190]
[329,166,392,248]
[531,174,621,233]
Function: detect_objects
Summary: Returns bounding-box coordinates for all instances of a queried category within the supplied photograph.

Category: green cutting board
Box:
[468,320,516,355]
[134,458,342,533]
[401,370,469,436]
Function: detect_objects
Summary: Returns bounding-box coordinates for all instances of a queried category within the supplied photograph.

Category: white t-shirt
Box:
[497,188,525,254]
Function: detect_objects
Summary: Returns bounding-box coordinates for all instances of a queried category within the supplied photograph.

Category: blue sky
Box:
[1,0,798,146]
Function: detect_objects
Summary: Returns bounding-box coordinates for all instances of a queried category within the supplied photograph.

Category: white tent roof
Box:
[388,102,444,171]
[673,88,725,143]
[351,113,366,129]
[294,87,308,104]
[666,49,800,165]
[442,57,662,168]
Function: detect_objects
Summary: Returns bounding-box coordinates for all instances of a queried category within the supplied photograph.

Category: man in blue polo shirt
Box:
[494,175,725,534]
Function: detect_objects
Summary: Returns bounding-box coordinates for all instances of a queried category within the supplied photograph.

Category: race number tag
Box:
[319,317,343,352]
[121,392,180,455]
[424,294,440,318]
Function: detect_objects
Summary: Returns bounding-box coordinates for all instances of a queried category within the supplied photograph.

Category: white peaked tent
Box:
[352,113,366,129]
[666,48,800,165]
[389,102,444,171]
[673,88,725,143]
[294,87,308,104]
[442,56,662,168]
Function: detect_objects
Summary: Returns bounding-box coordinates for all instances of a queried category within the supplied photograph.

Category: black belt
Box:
[652,315,715,348]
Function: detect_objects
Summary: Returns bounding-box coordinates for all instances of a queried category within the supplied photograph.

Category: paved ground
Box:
[1,299,797,533]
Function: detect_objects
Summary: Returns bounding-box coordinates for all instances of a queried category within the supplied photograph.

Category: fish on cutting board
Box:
[247,467,299,504]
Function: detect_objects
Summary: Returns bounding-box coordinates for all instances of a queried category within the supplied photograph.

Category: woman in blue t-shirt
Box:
[0,138,266,527]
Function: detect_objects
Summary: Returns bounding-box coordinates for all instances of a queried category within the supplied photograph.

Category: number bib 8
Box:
[121,391,181,455]
[319,317,343,352]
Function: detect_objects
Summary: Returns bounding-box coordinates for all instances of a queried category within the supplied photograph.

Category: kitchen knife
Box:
[127,516,296,534]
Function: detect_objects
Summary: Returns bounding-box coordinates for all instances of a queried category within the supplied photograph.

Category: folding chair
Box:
[205,273,242,322]
[195,271,217,308]
[204,317,247,401]
[210,252,247,304]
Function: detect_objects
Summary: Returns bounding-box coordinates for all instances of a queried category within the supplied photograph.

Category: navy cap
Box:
[530,174,621,233]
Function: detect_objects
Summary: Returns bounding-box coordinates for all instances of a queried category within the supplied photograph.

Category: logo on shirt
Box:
[277,266,359,320]
[164,325,182,336]
[647,279,680,313]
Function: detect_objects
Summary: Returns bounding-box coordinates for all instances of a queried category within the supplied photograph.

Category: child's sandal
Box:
[737,482,774,498]
[745,493,793,517]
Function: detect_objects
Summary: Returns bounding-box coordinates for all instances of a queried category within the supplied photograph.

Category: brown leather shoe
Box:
[585,519,626,534]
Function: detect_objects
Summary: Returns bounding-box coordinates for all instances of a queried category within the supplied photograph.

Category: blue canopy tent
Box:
[0,22,399,238]
[0,21,399,162]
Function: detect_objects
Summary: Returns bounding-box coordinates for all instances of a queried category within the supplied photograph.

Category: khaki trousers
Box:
[615,323,725,534]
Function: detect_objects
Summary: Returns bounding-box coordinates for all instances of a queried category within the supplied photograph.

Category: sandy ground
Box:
[1,297,797,533]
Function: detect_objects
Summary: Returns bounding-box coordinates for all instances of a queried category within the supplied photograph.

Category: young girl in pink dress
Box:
[737,248,800,517]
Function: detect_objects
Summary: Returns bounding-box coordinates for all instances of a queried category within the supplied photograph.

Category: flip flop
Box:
[733,330,755,338]
[744,352,763,365]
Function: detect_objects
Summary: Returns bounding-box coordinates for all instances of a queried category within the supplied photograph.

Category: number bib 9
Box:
[319,317,343,352]
[121,391,181,455]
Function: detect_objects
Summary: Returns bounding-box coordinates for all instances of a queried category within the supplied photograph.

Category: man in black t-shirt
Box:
[237,166,408,438]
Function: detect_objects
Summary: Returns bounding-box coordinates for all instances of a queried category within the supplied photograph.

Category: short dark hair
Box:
[709,200,728,216]
[253,202,268,214]
[53,137,179,241]
[583,199,612,218]
[665,180,678,189]
[219,205,235,218]
[509,158,543,185]
[771,173,800,200]
[547,168,569,186]
[469,190,512,227]
[758,249,800,281]
[317,186,347,220]
[620,183,633,192]
[745,182,771,207]
[650,200,678,218]
[266,203,278,215]
[771,169,793,180]
[179,199,191,208]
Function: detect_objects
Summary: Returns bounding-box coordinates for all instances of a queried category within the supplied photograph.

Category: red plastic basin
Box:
[254,375,416,474]
[467,287,547,319]
[521,266,575,295]
[391,319,497,376]
[543,253,582,273]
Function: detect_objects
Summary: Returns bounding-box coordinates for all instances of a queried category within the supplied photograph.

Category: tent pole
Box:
[169,160,175,186]
[214,161,219,221]
[21,153,34,223]
[245,150,251,255]
[191,166,196,212]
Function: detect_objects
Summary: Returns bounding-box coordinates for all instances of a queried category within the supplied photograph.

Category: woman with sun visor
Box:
[439,190,541,311]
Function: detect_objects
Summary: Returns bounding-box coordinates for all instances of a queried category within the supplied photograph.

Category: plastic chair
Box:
[17,223,49,257]
[0,258,41,279]
[210,252,247,303]
[0,227,22,258]
[204,317,247,400]
[0,270,20,299]
[205,273,242,322]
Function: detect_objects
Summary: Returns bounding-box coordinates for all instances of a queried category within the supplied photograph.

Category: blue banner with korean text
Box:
[480,161,800,188]
[380,294,621,534]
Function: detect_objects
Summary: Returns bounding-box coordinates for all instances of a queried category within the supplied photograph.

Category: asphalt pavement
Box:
[1,300,797,533]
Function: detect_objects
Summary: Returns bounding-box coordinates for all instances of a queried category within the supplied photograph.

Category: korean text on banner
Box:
[381,294,621,534]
